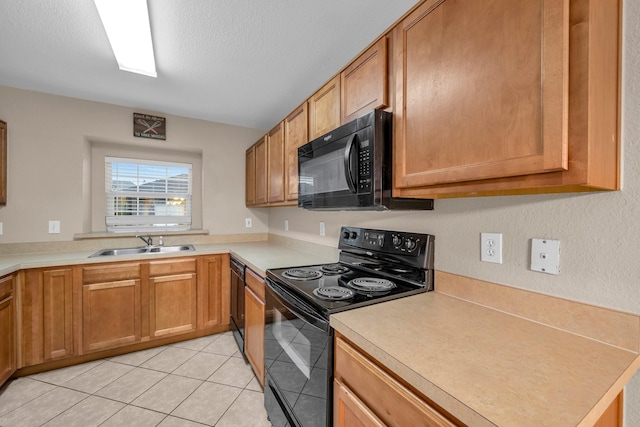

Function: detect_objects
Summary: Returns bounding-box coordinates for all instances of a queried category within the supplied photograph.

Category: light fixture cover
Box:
[94,0,157,77]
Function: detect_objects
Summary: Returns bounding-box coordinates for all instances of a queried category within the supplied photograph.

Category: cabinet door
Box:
[198,255,230,330]
[82,280,141,353]
[255,136,268,205]
[334,379,385,427]
[393,0,568,189]
[268,122,285,203]
[42,269,74,360]
[245,270,265,387]
[308,76,341,140]
[0,275,15,386]
[284,104,308,202]
[341,37,388,123]
[21,268,74,366]
[246,145,256,206]
[149,273,197,338]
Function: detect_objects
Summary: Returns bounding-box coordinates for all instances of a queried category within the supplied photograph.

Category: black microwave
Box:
[298,110,434,211]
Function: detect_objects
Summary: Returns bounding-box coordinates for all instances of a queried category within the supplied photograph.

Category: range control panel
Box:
[338,226,434,257]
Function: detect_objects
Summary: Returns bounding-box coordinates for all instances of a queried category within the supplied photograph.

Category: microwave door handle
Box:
[344,134,357,193]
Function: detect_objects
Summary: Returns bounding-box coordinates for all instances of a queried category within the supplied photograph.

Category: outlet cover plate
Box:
[481,232,502,264]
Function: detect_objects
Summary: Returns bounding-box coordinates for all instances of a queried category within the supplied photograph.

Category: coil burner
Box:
[346,277,396,295]
[312,286,355,301]
[320,263,350,275]
[282,268,323,281]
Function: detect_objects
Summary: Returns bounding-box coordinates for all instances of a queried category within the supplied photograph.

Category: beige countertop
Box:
[331,272,640,427]
[0,240,338,278]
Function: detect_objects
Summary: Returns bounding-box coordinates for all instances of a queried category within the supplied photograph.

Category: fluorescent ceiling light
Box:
[94,0,157,77]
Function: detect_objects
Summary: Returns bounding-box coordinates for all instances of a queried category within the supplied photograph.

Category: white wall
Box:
[0,85,269,243]
[269,1,640,423]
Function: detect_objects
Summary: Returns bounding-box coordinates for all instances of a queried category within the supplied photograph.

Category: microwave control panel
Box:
[358,139,372,193]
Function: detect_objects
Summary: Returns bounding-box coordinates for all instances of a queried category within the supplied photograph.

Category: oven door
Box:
[264,278,332,427]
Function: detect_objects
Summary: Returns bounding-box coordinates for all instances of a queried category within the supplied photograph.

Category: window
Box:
[105,157,192,232]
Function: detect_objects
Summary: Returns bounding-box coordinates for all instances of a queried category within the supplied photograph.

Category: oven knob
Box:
[350,231,358,240]
[342,231,351,240]
[404,238,417,251]
[392,235,403,248]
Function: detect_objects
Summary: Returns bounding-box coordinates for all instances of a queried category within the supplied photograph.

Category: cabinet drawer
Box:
[335,336,457,427]
[148,258,197,277]
[83,263,141,284]
[0,275,13,300]
[246,268,265,301]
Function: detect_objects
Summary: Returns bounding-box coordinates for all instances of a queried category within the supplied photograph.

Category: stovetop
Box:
[266,262,427,316]
[266,226,435,318]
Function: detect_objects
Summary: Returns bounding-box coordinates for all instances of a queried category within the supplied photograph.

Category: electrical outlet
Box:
[0,222,3,235]
[531,238,560,274]
[481,232,502,264]
[48,220,61,234]
[245,218,252,228]
[319,222,326,236]
[284,220,289,231]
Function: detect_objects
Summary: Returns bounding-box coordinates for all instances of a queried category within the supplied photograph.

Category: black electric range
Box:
[263,226,435,427]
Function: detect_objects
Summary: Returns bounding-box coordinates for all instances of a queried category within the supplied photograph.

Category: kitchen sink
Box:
[89,244,195,258]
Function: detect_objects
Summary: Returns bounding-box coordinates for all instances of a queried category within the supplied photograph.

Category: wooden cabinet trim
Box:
[245,145,256,206]
[0,274,15,385]
[334,379,386,427]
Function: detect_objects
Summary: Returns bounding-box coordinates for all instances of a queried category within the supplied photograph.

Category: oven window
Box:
[265,295,329,427]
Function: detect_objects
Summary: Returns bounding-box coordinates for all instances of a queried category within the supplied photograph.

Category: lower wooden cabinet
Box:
[244,268,265,387]
[334,335,458,427]
[0,274,16,386]
[82,279,141,353]
[198,255,231,330]
[21,267,75,366]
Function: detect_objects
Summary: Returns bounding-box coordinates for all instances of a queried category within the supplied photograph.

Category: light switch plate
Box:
[245,218,252,228]
[531,238,560,274]
[319,222,326,236]
[48,220,61,234]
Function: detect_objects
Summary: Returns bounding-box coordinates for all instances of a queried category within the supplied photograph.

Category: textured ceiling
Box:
[0,0,418,130]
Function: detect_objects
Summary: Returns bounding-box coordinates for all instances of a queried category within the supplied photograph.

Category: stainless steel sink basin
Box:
[89,244,195,258]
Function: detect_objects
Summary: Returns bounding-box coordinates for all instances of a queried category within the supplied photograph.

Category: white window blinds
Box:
[105,157,192,232]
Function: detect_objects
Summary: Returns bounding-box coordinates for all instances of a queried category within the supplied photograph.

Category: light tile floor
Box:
[0,332,272,427]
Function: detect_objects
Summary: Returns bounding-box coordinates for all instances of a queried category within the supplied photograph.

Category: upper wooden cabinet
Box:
[393,0,620,198]
[341,37,389,123]
[284,103,308,202]
[0,120,6,206]
[267,122,285,204]
[308,76,341,140]
[245,145,256,206]
[254,135,268,205]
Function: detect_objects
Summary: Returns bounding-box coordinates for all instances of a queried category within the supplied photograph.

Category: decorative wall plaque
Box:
[133,113,166,140]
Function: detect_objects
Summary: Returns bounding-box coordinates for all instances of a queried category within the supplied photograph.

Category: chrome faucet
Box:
[136,235,153,247]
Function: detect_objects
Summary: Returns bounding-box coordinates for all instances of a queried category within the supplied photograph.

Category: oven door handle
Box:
[266,278,330,333]
[343,133,357,194]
